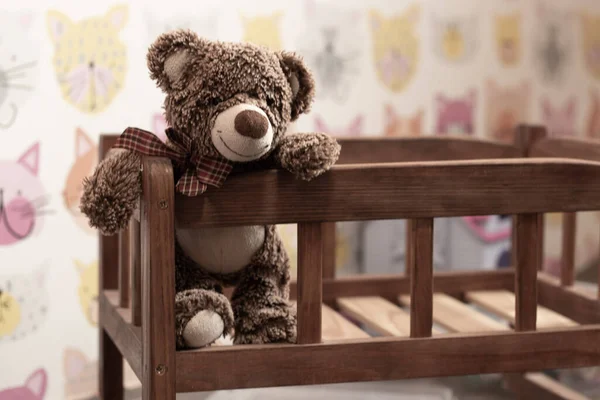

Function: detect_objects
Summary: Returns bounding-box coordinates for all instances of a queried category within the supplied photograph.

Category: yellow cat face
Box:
[495,13,521,66]
[75,260,98,326]
[241,11,283,50]
[370,5,420,93]
[46,5,128,114]
[581,12,600,80]
[0,290,21,337]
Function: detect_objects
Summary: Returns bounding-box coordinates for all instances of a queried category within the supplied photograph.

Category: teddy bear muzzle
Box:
[211,103,274,162]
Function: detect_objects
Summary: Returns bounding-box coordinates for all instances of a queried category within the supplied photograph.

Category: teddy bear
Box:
[80,29,341,349]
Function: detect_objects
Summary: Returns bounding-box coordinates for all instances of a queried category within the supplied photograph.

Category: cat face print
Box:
[75,259,98,327]
[541,97,577,137]
[0,369,47,400]
[63,128,97,234]
[241,11,283,50]
[0,264,49,342]
[495,13,521,66]
[432,13,477,63]
[370,5,420,93]
[300,0,361,103]
[0,143,48,246]
[435,89,476,135]
[384,104,423,137]
[314,115,363,137]
[534,3,574,85]
[0,11,39,129]
[46,5,128,114]
[581,12,600,81]
[486,79,531,142]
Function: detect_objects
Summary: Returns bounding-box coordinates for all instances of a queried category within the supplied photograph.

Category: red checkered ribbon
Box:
[113,127,233,196]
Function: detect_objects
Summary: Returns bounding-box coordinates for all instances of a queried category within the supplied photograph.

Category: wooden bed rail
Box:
[335,135,521,164]
[174,158,600,228]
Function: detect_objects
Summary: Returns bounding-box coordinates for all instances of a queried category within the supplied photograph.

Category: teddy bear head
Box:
[147,29,315,162]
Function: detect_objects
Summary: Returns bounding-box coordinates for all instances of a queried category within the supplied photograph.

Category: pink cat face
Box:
[0,369,47,399]
[435,89,476,135]
[384,104,423,136]
[0,143,47,246]
[542,97,577,137]
[152,113,169,143]
[314,115,363,137]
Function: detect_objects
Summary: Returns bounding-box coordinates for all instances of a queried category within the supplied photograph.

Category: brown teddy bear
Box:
[80,29,340,349]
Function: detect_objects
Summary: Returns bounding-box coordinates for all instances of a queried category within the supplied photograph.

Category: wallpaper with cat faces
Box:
[2,0,600,398]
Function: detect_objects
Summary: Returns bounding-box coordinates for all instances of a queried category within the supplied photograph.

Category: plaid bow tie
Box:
[113,127,233,196]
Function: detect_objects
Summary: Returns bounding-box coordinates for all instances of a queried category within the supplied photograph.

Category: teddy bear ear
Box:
[146,29,203,92]
[278,52,315,121]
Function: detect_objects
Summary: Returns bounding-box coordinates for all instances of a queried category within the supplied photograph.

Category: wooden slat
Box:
[289,269,515,301]
[561,212,577,286]
[129,220,141,326]
[465,291,577,329]
[408,218,434,338]
[98,135,123,400]
[337,297,412,337]
[505,372,591,400]
[176,325,600,392]
[537,272,600,324]
[297,222,323,344]
[335,136,521,164]
[140,157,176,400]
[321,304,369,341]
[99,291,142,381]
[118,229,130,308]
[399,293,508,333]
[289,301,369,341]
[175,159,600,228]
[530,136,600,161]
[515,213,540,331]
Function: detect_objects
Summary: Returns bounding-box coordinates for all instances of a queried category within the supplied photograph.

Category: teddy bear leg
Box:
[231,264,297,345]
[175,289,234,349]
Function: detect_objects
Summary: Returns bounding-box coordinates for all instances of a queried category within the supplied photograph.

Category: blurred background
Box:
[1,0,600,398]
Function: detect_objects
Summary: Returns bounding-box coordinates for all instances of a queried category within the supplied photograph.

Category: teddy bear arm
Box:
[274,133,341,181]
[80,149,142,236]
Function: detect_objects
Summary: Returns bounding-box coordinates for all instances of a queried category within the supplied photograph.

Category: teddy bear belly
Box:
[175,225,266,274]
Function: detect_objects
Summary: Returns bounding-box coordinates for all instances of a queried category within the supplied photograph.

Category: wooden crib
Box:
[98,124,600,400]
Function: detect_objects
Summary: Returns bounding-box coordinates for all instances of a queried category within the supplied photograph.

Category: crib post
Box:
[515,214,540,331]
[130,218,142,326]
[297,222,323,344]
[140,157,176,400]
[561,213,577,286]
[513,125,547,270]
[98,136,124,400]
[407,218,434,338]
[118,228,130,308]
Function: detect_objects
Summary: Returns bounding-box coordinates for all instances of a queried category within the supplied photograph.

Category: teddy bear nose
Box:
[234,110,269,139]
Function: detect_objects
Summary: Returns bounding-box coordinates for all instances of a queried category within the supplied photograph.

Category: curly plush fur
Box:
[80,30,340,349]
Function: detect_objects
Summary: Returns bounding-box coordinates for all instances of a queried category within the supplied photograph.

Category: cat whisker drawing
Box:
[4,61,37,75]
[0,84,33,91]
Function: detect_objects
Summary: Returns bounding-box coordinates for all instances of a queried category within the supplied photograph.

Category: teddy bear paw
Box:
[175,289,235,349]
[278,133,341,181]
[182,310,226,348]
[233,303,297,345]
